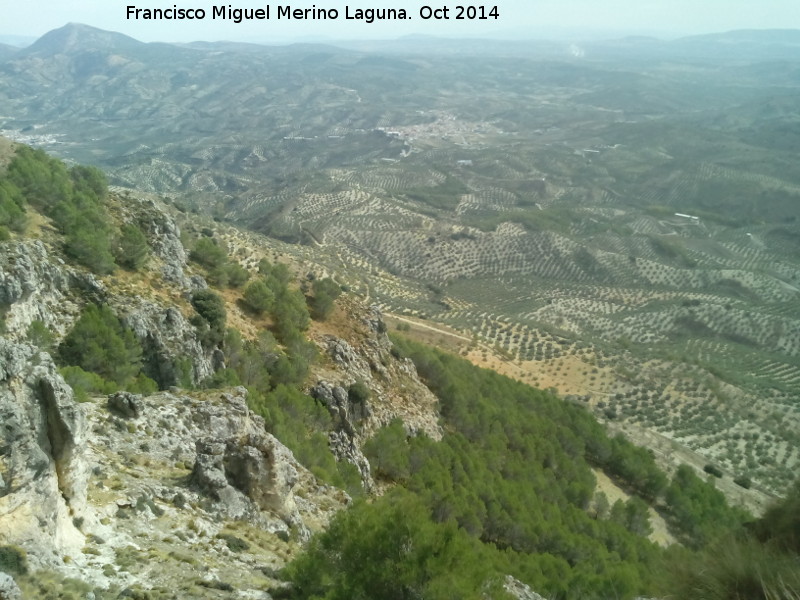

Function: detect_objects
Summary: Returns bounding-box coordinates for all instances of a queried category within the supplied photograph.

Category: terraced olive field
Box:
[2,24,800,495]
[212,68,800,495]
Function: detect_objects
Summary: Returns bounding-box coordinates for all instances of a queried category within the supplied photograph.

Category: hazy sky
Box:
[2,0,799,44]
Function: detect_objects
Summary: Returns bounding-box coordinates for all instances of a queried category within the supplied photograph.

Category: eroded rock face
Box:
[310,380,373,491]
[503,576,547,600]
[107,391,144,418]
[305,304,442,492]
[133,197,189,287]
[329,430,373,493]
[0,339,88,568]
[315,306,442,439]
[0,241,70,306]
[0,572,22,600]
[0,240,96,340]
[186,389,306,534]
[120,302,214,388]
[311,380,370,435]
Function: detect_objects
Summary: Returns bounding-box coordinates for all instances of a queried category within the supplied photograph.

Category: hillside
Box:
[2,25,800,498]
[0,139,799,599]
[0,143,448,596]
[1,21,800,595]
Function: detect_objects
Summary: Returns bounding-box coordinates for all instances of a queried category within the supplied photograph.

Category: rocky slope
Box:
[0,337,347,597]
[0,183,445,597]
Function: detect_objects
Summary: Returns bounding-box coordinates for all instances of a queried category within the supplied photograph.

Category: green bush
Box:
[189,238,227,270]
[190,289,226,347]
[225,262,250,288]
[0,544,28,575]
[59,304,143,386]
[59,366,117,401]
[347,379,370,406]
[27,319,53,350]
[308,277,341,320]
[242,279,275,314]
[283,491,500,600]
[364,419,410,481]
[272,287,310,343]
[113,224,150,270]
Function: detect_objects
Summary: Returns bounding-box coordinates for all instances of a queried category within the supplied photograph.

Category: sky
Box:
[2,0,799,45]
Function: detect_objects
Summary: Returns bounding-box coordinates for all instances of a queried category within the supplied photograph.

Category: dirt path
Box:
[385,313,472,342]
[593,469,675,547]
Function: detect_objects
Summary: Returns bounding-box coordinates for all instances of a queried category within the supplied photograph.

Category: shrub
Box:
[189,238,227,270]
[190,289,226,347]
[272,287,310,342]
[27,320,53,350]
[226,262,250,288]
[217,533,250,553]
[59,304,143,385]
[348,380,371,405]
[242,279,275,314]
[113,223,150,270]
[308,277,341,320]
[59,366,117,401]
[0,544,28,575]
[364,419,410,481]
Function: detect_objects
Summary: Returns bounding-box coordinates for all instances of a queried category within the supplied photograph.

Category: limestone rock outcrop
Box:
[503,576,547,600]
[0,240,98,340]
[132,196,189,287]
[0,339,88,569]
[107,391,144,418]
[188,389,307,533]
[305,303,442,492]
[120,302,214,387]
[0,573,22,600]
[312,304,442,441]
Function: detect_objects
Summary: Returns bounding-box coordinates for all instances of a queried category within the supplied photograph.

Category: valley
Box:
[0,22,800,598]
[2,24,799,498]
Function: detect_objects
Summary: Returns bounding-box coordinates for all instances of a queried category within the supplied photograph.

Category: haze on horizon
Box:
[1,0,799,45]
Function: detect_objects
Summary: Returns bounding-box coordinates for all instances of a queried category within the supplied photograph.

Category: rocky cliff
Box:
[0,346,346,596]
[307,301,442,491]
[0,339,88,569]
[0,186,446,597]
[0,192,215,388]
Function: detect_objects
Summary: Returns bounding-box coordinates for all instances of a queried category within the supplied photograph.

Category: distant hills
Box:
[5,22,800,58]
[2,22,800,497]
[0,43,19,62]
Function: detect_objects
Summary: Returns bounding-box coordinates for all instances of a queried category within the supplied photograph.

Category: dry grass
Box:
[0,136,16,173]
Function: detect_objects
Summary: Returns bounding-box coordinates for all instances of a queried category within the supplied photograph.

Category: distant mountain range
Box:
[2,20,800,506]
[4,22,800,57]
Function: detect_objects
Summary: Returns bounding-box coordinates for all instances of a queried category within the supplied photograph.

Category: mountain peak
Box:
[21,23,144,57]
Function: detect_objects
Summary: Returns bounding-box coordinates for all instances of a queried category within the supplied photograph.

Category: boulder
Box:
[107,391,144,418]
[0,572,22,600]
